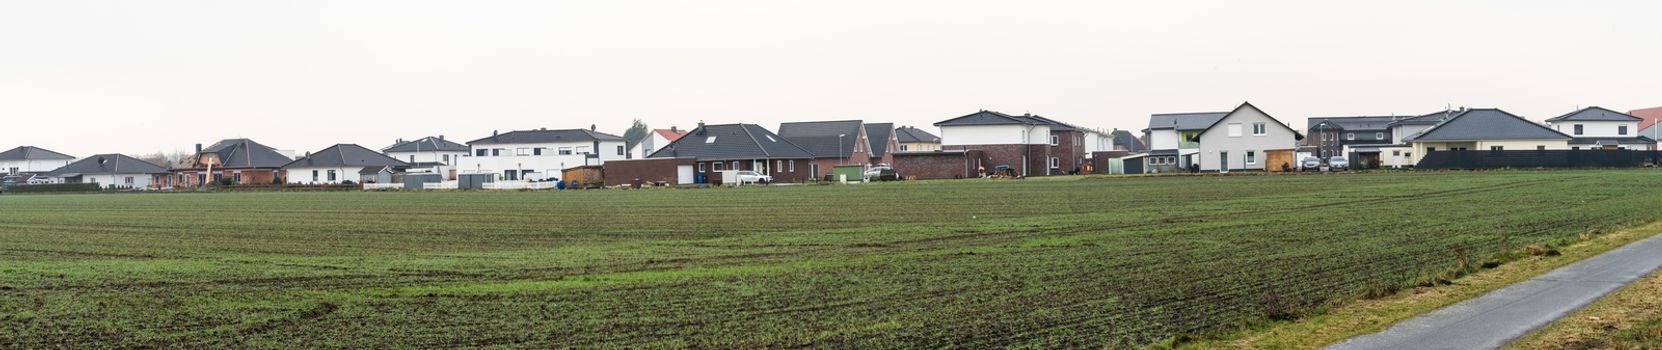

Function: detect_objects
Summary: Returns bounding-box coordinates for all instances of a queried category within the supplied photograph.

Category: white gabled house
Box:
[0,146,75,176]
[383,136,469,166]
[1544,106,1654,150]
[42,153,169,189]
[283,144,409,184]
[1193,102,1301,172]
[629,127,688,159]
[457,127,628,181]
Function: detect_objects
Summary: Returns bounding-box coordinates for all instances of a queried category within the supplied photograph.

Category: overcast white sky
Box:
[3,0,1659,156]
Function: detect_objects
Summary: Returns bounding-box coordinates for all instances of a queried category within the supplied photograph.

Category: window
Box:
[698,163,706,172]
[312,170,319,182]
[576,146,591,154]
[1620,125,1629,135]
[788,160,796,172]
[124,176,134,184]
[1573,147,1581,150]
[1346,133,1355,141]
[1392,150,1401,156]
[1050,135,1060,146]
[233,172,242,183]
[1252,122,1267,135]
[1491,146,1503,151]
[706,136,717,143]
[1427,147,1436,152]
[1246,151,1257,164]
[617,145,625,155]
[1537,145,1546,151]
[409,155,415,162]
[1376,132,1384,139]
[515,148,529,156]
[476,149,488,156]
[1227,123,1243,137]
[1405,152,1411,158]
[443,154,450,163]
[533,148,544,156]
[558,147,573,155]
[327,170,337,181]
[1574,124,1584,135]
[900,145,909,151]
[776,160,782,173]
[1049,157,1060,169]
[731,161,740,170]
[491,149,500,156]
[713,162,724,171]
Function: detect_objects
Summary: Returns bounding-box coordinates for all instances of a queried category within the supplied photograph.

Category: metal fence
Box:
[1416,150,1662,169]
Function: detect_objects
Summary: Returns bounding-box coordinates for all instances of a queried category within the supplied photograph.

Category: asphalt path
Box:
[1326,232,1662,350]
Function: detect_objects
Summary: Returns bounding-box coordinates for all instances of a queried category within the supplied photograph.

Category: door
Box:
[676,165,694,184]
[1218,152,1229,173]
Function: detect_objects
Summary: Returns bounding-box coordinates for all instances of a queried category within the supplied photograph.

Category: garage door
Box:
[676,165,694,185]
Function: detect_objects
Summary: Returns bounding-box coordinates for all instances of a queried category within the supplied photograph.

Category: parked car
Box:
[1299,157,1322,172]
[735,171,772,184]
[863,166,895,181]
[1328,156,1350,171]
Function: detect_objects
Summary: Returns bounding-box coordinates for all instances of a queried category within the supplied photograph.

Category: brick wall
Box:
[892,150,984,179]
[695,158,812,183]
[603,158,693,186]
[944,144,1048,177]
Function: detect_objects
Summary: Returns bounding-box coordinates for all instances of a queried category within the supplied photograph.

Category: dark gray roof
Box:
[1148,112,1228,131]
[1404,109,1571,142]
[1568,136,1656,145]
[1546,106,1642,122]
[779,120,867,158]
[44,154,168,176]
[1111,130,1148,152]
[865,123,894,157]
[935,110,1042,126]
[468,129,626,145]
[1306,116,1399,131]
[894,126,940,143]
[647,124,815,161]
[199,139,292,168]
[1012,115,1079,131]
[383,136,469,153]
[1390,111,1458,126]
[0,146,74,161]
[283,144,410,168]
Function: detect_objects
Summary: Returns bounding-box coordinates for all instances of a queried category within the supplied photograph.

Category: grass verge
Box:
[1172,219,1662,350]
[1505,266,1662,349]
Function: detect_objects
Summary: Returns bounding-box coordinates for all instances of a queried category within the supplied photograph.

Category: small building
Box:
[382,136,469,169]
[283,144,409,184]
[648,123,816,183]
[163,139,293,188]
[561,165,604,188]
[1545,106,1654,150]
[894,126,942,152]
[0,146,75,176]
[1404,108,1572,164]
[629,127,689,160]
[43,153,169,189]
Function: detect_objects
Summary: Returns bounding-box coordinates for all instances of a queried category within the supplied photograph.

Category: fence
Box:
[362,183,405,190]
[1416,150,1662,169]
[482,180,560,190]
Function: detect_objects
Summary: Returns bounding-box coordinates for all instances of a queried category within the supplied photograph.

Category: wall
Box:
[161,168,283,187]
[458,140,627,179]
[1049,130,1086,175]
[0,159,73,174]
[1548,120,1638,138]
[1147,129,1180,150]
[1391,124,1432,145]
[1197,108,1298,171]
[603,157,694,186]
[943,144,1048,177]
[693,158,811,183]
[385,150,468,166]
[891,151,983,179]
[1408,140,1570,165]
[897,142,941,152]
[286,166,364,184]
[940,124,1047,146]
[73,173,154,189]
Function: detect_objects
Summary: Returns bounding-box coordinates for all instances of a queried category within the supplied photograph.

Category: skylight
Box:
[706,136,717,144]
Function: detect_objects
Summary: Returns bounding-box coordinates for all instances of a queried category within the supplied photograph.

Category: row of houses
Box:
[4,103,1660,189]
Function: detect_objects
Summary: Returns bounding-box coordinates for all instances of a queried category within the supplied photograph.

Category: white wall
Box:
[1197,107,1298,171]
[58,173,153,188]
[385,150,467,166]
[632,133,673,159]
[1549,120,1637,138]
[286,166,361,184]
[457,140,627,178]
[1147,129,1179,150]
[0,159,73,174]
[897,141,940,152]
[940,124,1049,146]
[1391,124,1432,145]
[1407,140,1570,164]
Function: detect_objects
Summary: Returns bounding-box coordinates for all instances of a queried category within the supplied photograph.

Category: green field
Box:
[3,171,1661,348]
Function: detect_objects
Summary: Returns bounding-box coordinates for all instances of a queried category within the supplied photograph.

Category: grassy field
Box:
[2,171,1661,348]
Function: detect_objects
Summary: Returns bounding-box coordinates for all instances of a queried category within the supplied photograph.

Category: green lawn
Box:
[2,171,1661,348]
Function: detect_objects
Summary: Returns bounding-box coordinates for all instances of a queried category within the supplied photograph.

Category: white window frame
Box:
[1346,133,1355,141]
[1375,132,1384,139]
[576,146,591,154]
[1245,151,1257,165]
[1251,122,1266,136]
[1050,135,1060,146]
[1227,123,1243,137]
[558,147,574,155]
[516,148,530,156]
[1049,157,1060,169]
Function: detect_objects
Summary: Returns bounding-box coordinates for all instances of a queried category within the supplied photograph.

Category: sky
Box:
[2,0,1660,156]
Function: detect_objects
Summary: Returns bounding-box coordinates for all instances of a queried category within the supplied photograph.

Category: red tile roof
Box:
[654,128,688,142]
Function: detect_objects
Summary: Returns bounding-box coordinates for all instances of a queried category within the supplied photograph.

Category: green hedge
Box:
[5,183,102,194]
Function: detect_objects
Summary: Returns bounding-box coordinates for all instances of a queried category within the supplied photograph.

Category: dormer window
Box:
[706,136,717,144]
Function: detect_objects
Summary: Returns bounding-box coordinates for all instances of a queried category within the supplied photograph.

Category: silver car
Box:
[1328,156,1350,171]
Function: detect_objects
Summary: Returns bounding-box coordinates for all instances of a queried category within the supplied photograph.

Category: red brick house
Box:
[933,110,1087,177]
[778,120,872,178]
[160,138,293,188]
[647,123,817,183]
[865,122,899,166]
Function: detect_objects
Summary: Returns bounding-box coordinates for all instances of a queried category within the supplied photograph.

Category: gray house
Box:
[43,154,169,189]
[283,144,409,184]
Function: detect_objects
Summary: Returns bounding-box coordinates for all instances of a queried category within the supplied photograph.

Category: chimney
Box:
[195,143,202,153]
[697,121,706,135]
[439,135,444,141]
[493,130,499,137]
[591,124,597,131]
[670,126,678,133]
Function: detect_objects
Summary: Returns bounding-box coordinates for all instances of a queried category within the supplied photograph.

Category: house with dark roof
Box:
[646,123,816,183]
[864,123,899,166]
[43,154,169,189]
[1142,111,1228,172]
[0,146,75,176]
[1404,108,1573,164]
[778,120,873,178]
[284,144,411,184]
[1109,130,1146,152]
[164,138,293,187]
[457,126,628,181]
[629,127,689,160]
[383,136,469,168]
[1193,102,1302,172]
[1544,107,1654,150]
[1305,116,1397,158]
[894,126,941,152]
[934,110,1088,177]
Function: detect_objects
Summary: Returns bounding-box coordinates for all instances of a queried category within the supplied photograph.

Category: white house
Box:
[42,153,169,189]
[1194,102,1300,172]
[1544,106,1654,150]
[1144,112,1228,170]
[283,144,409,184]
[934,111,1055,177]
[0,146,75,176]
[383,136,469,166]
[1404,108,1572,164]
[457,127,628,181]
[629,127,688,159]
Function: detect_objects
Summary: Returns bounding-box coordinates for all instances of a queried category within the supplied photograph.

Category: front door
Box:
[1218,152,1229,173]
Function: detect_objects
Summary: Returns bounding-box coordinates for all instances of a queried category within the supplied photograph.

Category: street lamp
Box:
[838,134,846,165]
